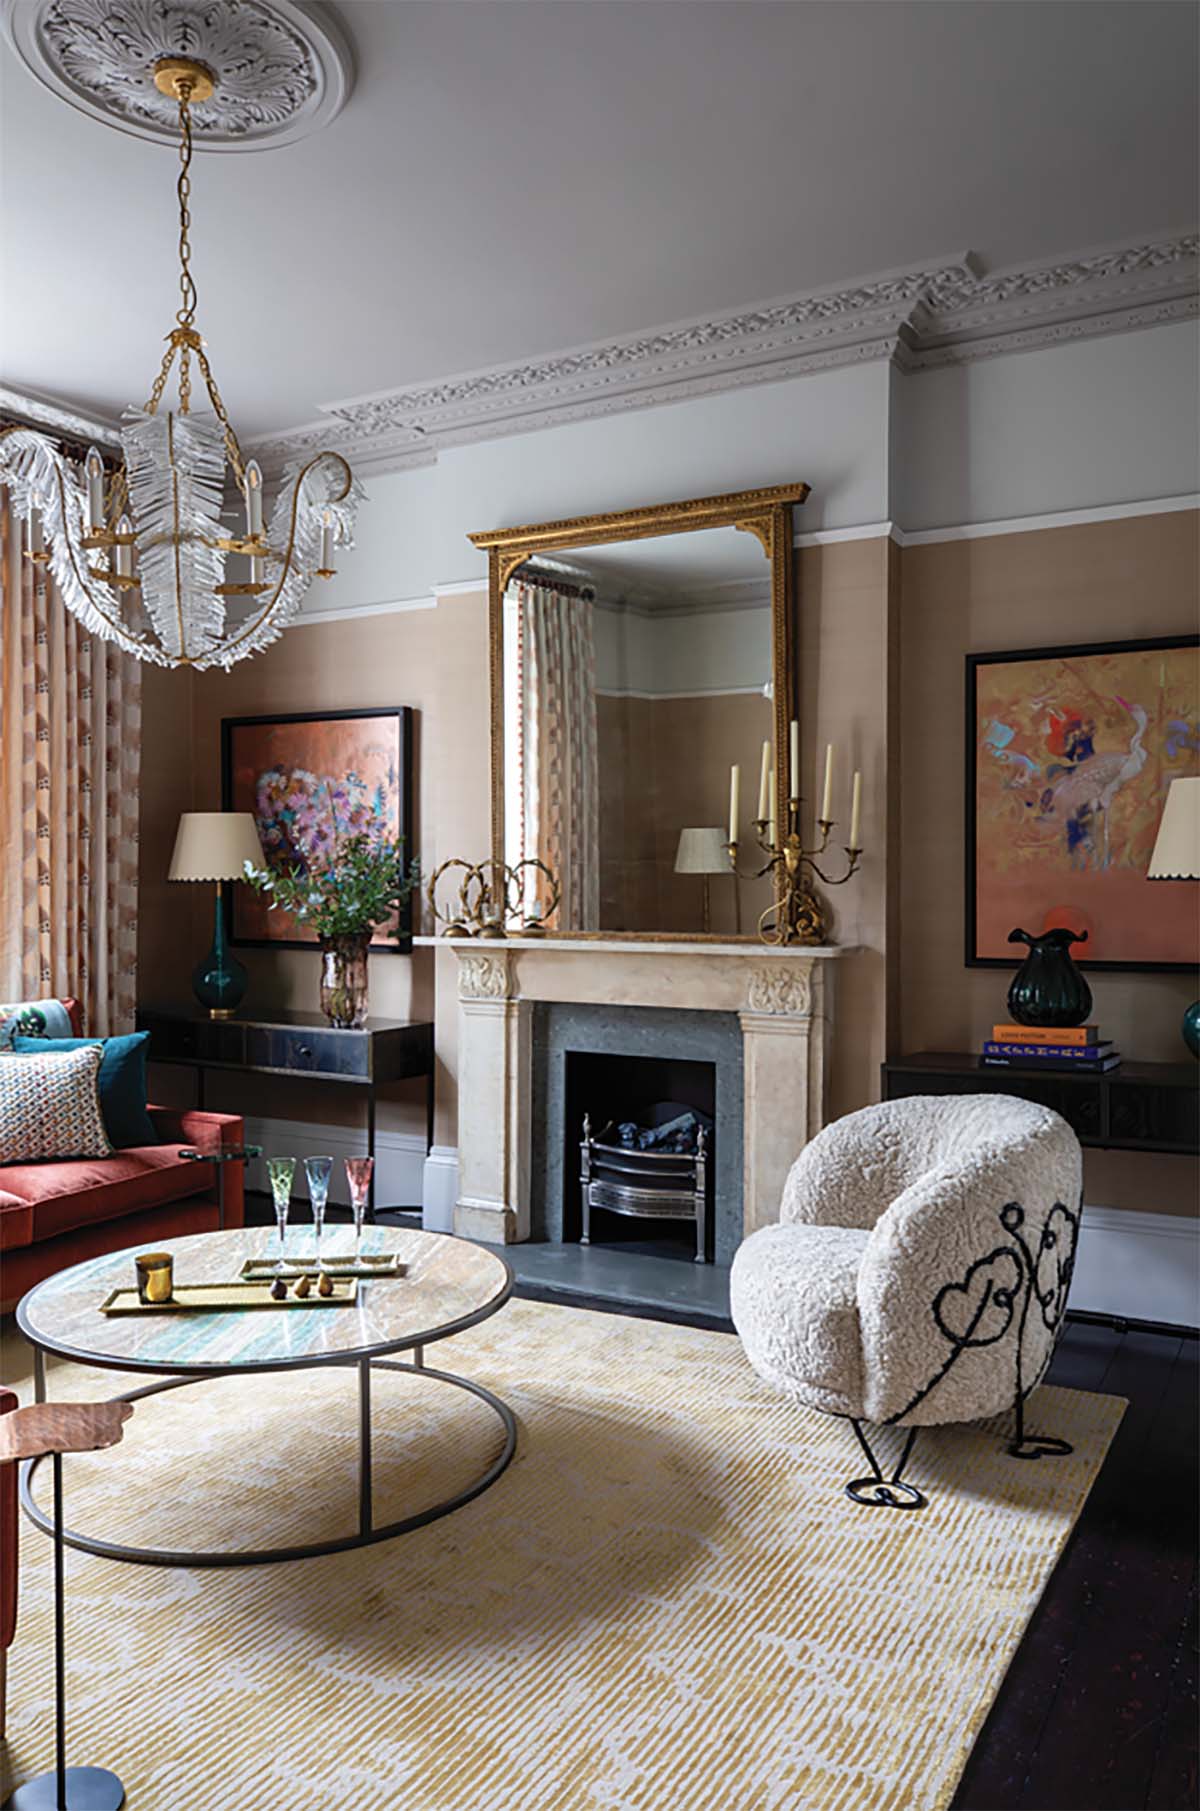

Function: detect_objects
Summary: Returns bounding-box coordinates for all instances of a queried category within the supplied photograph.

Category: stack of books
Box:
[982,1024,1121,1073]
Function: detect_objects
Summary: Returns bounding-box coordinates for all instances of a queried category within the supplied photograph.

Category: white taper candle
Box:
[244,460,264,538]
[789,720,800,802]
[320,510,334,573]
[85,448,104,533]
[821,744,834,822]
[729,763,741,844]
[757,740,770,821]
[849,770,863,848]
[115,515,133,578]
[768,770,777,845]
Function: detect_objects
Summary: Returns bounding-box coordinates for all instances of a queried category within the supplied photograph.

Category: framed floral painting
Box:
[222,708,414,951]
[966,636,1199,970]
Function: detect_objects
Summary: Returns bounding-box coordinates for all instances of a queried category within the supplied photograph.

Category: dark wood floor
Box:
[952,1320,1198,1811]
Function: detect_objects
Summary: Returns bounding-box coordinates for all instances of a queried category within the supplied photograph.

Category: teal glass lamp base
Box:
[1184,1000,1200,1060]
[192,887,247,1019]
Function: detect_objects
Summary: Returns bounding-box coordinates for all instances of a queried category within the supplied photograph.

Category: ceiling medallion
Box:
[0,54,363,669]
[1,0,354,150]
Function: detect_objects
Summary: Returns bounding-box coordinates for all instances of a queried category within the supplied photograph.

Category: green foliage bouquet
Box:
[242,831,418,940]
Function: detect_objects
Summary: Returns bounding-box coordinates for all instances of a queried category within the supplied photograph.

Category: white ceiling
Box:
[2,0,1196,440]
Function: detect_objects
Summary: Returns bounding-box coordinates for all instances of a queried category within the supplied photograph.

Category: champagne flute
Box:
[266,1156,296,1273]
[304,1155,334,1266]
[345,1157,374,1265]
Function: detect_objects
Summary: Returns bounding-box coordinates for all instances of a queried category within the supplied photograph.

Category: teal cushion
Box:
[12,1032,157,1149]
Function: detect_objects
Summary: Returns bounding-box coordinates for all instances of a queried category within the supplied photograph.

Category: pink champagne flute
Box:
[345,1157,374,1262]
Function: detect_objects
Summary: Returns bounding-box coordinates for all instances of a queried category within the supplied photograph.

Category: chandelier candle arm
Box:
[0,54,363,672]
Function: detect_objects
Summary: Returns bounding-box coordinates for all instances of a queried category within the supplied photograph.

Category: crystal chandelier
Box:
[0,56,363,671]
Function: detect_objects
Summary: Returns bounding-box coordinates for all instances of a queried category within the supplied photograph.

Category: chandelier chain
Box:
[176,90,198,328]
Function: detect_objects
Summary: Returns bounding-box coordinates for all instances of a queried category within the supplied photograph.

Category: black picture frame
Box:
[221,706,415,954]
[965,634,1199,973]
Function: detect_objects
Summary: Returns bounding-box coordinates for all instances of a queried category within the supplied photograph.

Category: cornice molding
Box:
[246,230,1197,476]
[10,230,1196,481]
[0,382,121,448]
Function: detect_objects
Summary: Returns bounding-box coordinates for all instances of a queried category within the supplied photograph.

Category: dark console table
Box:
[882,1053,1198,1156]
[138,1005,435,1213]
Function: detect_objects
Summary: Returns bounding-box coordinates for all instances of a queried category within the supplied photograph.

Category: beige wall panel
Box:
[795,539,894,1120]
[899,511,1199,1217]
[140,591,492,1146]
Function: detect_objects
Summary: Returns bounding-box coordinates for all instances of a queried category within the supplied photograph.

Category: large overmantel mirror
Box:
[469,483,810,939]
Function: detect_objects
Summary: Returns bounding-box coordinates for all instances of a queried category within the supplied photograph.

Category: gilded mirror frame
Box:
[469,480,811,935]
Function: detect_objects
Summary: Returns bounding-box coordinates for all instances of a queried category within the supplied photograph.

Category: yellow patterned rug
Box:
[1,1299,1123,1811]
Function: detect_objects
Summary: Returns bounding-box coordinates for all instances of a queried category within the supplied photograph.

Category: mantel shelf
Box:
[415,935,852,959]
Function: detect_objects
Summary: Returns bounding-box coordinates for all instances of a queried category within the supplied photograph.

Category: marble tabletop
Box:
[17,1226,513,1375]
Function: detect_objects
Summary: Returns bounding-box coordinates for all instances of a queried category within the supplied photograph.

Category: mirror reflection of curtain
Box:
[504,572,599,929]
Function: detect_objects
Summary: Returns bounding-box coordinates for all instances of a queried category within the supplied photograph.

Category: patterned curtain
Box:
[0,487,141,1033]
[505,575,599,930]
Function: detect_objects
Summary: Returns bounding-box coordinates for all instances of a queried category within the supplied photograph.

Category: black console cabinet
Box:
[882,1053,1198,1157]
[138,1004,435,1211]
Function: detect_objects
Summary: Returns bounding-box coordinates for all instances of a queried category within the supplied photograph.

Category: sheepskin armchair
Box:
[730,1095,1082,1436]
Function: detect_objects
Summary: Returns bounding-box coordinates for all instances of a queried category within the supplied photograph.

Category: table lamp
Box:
[1147,775,1200,1056]
[168,812,264,1018]
[675,827,732,933]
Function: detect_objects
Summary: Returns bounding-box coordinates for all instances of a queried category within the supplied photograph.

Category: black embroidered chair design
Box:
[845,1197,1080,1510]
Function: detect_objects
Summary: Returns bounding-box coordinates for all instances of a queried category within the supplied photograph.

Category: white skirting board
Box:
[239,1117,427,1211]
[1069,1204,1199,1329]
[422,1147,462,1234]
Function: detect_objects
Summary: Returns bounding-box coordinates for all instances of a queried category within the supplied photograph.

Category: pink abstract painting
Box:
[971,640,1199,966]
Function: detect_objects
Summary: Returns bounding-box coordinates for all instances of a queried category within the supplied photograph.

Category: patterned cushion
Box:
[0,1045,111,1163]
[0,999,75,1049]
[13,1033,157,1149]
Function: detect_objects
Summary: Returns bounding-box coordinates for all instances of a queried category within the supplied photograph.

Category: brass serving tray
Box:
[100,1278,359,1315]
[239,1254,404,1281]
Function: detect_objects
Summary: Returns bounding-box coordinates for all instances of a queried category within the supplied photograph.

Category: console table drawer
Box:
[245,1025,369,1078]
[140,1013,244,1066]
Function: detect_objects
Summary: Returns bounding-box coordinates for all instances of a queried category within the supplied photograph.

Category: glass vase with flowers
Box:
[242,828,418,1028]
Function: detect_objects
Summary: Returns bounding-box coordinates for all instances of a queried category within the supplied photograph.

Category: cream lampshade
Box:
[675,827,731,934]
[1147,776,1200,881]
[169,813,264,1018]
[168,812,264,881]
[1147,776,1200,1057]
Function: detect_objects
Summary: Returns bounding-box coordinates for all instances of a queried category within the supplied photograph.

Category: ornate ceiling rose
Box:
[1,0,354,151]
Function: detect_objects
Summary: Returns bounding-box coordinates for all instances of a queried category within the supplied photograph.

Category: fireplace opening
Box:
[563,1050,716,1263]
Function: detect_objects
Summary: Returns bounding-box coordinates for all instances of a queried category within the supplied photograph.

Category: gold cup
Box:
[135,1251,174,1305]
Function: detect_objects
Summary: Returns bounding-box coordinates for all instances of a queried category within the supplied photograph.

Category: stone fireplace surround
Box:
[437,938,843,1248]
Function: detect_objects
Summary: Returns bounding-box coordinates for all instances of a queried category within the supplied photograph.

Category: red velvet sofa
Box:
[0,1002,244,1313]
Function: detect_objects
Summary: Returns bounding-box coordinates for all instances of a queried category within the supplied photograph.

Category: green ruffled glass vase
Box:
[1006,927,1093,1028]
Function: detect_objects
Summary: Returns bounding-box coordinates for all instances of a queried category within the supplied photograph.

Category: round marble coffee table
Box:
[17,1225,515,1568]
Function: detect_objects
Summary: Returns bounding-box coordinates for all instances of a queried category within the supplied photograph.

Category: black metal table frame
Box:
[17,1264,516,1570]
[187,1058,433,1221]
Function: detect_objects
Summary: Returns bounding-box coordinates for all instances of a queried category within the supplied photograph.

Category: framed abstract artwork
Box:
[222,708,414,952]
[966,636,1199,971]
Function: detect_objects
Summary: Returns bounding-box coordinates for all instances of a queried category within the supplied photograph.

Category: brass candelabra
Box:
[726,802,862,946]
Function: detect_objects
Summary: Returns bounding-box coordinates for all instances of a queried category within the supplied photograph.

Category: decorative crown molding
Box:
[1,0,354,151]
[10,228,1195,481]
[245,230,1198,477]
[0,383,121,448]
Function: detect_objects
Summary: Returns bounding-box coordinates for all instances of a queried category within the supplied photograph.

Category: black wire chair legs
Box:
[844,1419,927,1511]
[1006,1389,1074,1461]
